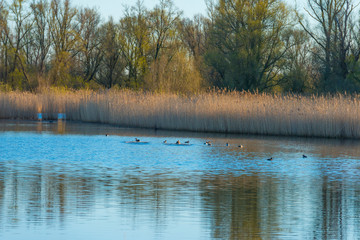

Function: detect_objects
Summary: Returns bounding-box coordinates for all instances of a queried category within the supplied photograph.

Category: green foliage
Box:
[49,51,72,86]
[343,55,360,90]
[0,0,359,94]
[9,68,25,90]
[205,0,295,91]
[0,82,12,91]
[144,50,205,93]
[118,2,150,89]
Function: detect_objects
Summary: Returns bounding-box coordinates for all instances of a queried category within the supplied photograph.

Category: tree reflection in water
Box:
[1,121,360,239]
[0,162,359,239]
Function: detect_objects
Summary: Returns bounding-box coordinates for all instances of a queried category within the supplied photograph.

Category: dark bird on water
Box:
[185,141,190,144]
[205,141,212,146]
[303,154,307,158]
[267,157,273,161]
[135,138,140,142]
[176,140,181,144]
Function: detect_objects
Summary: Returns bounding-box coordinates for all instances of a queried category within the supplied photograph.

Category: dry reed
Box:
[1,89,360,138]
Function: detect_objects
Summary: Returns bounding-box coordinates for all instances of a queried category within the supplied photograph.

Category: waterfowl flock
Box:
[122,137,308,160]
[163,139,192,146]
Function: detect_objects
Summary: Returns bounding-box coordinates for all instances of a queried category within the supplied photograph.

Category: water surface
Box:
[1,120,360,239]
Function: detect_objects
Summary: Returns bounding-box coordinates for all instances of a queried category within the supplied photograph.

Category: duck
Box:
[267,157,273,161]
[302,154,307,158]
[135,138,140,142]
[176,140,180,144]
[185,140,190,144]
[163,140,167,144]
[205,141,212,146]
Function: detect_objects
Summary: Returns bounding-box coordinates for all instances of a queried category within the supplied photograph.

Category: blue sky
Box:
[72,0,308,21]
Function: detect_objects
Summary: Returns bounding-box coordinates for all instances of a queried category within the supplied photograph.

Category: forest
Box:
[0,0,360,94]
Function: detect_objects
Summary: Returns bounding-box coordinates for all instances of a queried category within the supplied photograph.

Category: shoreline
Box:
[1,90,360,139]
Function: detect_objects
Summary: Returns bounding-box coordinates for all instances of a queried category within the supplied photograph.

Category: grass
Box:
[1,89,360,138]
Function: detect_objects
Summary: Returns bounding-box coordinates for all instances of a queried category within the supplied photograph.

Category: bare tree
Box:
[48,0,77,86]
[0,0,10,82]
[298,0,360,92]
[97,18,123,88]
[76,7,102,83]
[178,15,211,85]
[118,0,150,88]
[30,0,51,83]
[2,0,34,90]
[148,0,182,61]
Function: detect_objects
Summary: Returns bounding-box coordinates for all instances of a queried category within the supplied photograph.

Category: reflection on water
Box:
[1,120,360,239]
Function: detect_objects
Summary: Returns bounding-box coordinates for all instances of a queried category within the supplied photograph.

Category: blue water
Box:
[1,120,360,239]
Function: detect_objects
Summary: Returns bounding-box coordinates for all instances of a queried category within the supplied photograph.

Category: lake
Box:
[1,120,360,239]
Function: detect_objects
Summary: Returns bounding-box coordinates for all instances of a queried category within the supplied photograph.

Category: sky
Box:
[72,0,208,20]
[72,0,308,21]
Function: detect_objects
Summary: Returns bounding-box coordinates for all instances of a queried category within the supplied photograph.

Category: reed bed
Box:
[1,89,360,138]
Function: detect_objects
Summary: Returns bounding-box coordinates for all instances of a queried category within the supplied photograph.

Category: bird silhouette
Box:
[267,157,273,161]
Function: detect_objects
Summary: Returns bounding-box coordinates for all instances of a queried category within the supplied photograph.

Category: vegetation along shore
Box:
[0,0,360,138]
[1,90,360,139]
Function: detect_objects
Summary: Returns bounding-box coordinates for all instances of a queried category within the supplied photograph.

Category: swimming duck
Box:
[205,141,212,146]
[135,138,140,142]
[267,157,273,161]
[185,140,190,144]
[302,154,307,158]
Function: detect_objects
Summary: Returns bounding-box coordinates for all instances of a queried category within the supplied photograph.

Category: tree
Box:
[48,0,78,86]
[148,0,182,61]
[118,0,150,89]
[75,7,102,83]
[0,0,10,84]
[178,15,210,80]
[144,48,204,93]
[1,0,34,90]
[281,29,314,92]
[205,0,295,91]
[144,0,184,91]
[298,0,360,92]
[30,0,51,87]
[346,12,360,86]
[97,18,123,88]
